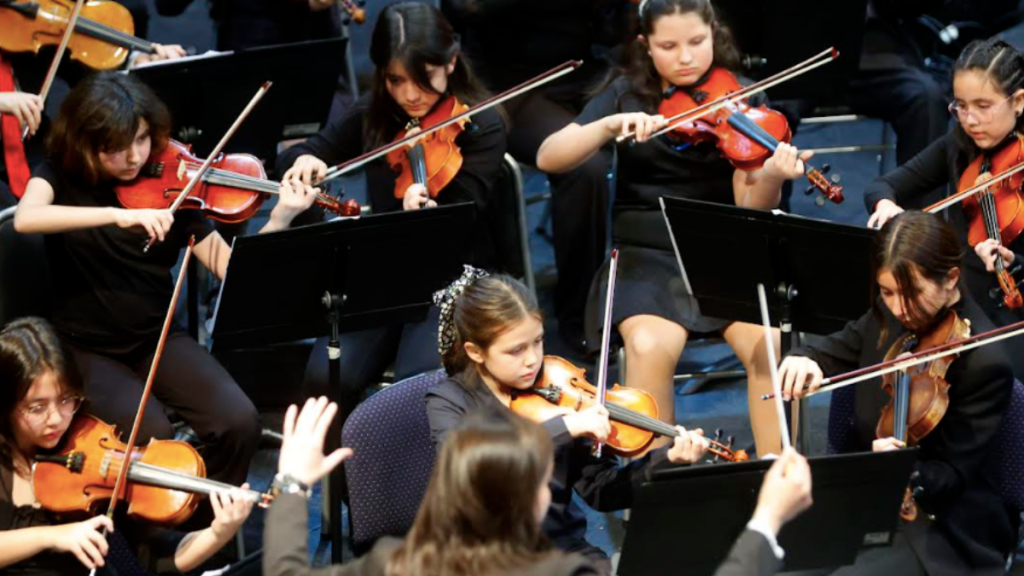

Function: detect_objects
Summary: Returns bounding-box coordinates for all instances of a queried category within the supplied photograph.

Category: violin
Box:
[32,414,272,525]
[0,0,163,70]
[658,67,844,204]
[957,137,1024,309]
[876,310,970,522]
[509,356,750,461]
[115,139,361,224]
[386,95,470,202]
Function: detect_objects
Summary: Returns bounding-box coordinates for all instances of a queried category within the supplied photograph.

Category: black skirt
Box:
[584,244,732,353]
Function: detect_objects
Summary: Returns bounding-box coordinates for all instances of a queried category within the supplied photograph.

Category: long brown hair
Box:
[47,71,171,185]
[442,275,541,377]
[386,407,554,576]
[365,2,491,150]
[0,318,83,475]
[872,211,963,345]
[601,0,741,111]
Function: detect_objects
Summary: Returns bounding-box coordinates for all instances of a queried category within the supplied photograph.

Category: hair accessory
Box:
[433,265,490,355]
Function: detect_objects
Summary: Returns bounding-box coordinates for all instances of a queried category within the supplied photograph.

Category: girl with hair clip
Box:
[0,317,254,575]
[535,0,813,457]
[867,37,1024,381]
[13,71,318,487]
[779,211,1017,576]
[424,268,711,574]
[276,2,507,426]
[264,398,814,576]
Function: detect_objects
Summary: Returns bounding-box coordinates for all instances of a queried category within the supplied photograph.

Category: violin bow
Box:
[315,60,583,185]
[22,0,87,140]
[144,81,273,251]
[762,317,1024,400]
[88,237,195,576]
[616,47,839,144]
[593,248,619,458]
[756,284,792,451]
[924,153,1024,214]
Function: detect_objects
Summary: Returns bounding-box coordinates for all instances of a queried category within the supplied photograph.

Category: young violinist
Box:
[266,397,814,576]
[866,37,1024,380]
[12,71,319,487]
[0,317,254,575]
[276,2,507,424]
[425,268,711,574]
[535,0,811,456]
[779,211,1017,575]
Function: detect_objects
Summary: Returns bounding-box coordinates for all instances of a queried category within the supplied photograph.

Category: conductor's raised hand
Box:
[278,396,354,486]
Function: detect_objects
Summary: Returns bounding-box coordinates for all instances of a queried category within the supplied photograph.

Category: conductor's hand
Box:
[777,356,823,401]
[402,183,436,211]
[278,396,354,486]
[867,199,904,230]
[283,154,328,186]
[750,447,813,537]
[667,426,709,464]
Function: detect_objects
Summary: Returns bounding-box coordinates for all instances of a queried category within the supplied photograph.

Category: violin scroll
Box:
[338,0,366,24]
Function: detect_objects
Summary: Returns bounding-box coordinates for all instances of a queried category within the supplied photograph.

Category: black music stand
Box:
[660,196,877,452]
[210,204,475,562]
[617,449,919,576]
[131,38,348,173]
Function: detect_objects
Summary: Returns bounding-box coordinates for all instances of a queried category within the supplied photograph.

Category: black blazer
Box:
[788,294,1018,575]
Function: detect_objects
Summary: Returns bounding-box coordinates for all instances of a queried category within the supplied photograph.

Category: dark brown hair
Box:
[365,2,490,150]
[872,211,963,344]
[386,407,554,576]
[952,38,1024,164]
[442,275,541,376]
[0,318,83,474]
[603,0,741,111]
[47,71,171,185]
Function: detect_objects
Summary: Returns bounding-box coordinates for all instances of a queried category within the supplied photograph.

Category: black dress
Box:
[577,76,758,351]
[786,294,1018,575]
[864,129,1024,380]
[424,368,677,572]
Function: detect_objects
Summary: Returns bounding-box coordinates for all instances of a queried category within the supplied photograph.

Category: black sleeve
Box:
[424,383,470,449]
[712,530,781,576]
[435,108,507,210]
[263,494,375,576]
[785,311,874,378]
[117,519,187,574]
[912,346,1013,514]
[570,444,672,512]
[276,99,368,177]
[863,131,954,212]
[154,0,193,16]
[574,78,625,126]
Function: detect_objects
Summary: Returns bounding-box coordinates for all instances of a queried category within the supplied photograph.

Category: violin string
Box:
[74,17,152,52]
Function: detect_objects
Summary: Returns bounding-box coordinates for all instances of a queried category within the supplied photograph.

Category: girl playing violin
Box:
[535,0,811,456]
[0,317,254,574]
[276,2,507,425]
[267,397,813,576]
[866,38,1024,380]
[425,268,710,574]
[12,71,318,487]
[778,211,1017,575]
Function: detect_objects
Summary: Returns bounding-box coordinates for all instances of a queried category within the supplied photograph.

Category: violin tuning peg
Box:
[830,174,842,184]
[820,163,831,175]
[912,486,925,498]
[804,185,816,196]
[726,435,735,448]
[815,196,826,207]
[714,428,723,440]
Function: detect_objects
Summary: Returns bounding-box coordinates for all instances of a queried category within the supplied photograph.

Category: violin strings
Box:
[39,455,263,498]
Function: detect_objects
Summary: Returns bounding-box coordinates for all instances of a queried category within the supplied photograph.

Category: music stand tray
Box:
[618,449,919,576]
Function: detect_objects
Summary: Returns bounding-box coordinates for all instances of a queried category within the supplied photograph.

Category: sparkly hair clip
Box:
[433,265,490,355]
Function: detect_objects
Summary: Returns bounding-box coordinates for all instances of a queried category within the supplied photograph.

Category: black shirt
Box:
[787,294,1017,574]
[276,95,508,268]
[33,160,213,358]
[424,368,673,558]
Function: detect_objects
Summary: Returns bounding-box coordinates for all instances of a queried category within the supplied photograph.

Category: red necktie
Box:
[0,54,31,199]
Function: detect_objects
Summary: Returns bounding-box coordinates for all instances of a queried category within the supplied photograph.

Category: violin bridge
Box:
[177,160,187,182]
[100,451,112,479]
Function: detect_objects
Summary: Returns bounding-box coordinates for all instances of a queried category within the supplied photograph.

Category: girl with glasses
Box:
[0,317,254,575]
[866,37,1024,380]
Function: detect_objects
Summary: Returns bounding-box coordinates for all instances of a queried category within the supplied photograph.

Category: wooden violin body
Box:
[511,356,749,461]
[0,0,153,70]
[387,95,469,200]
[658,67,843,203]
[115,139,360,223]
[33,415,204,525]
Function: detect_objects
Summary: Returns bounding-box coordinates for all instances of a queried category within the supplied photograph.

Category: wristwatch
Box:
[270,473,312,499]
